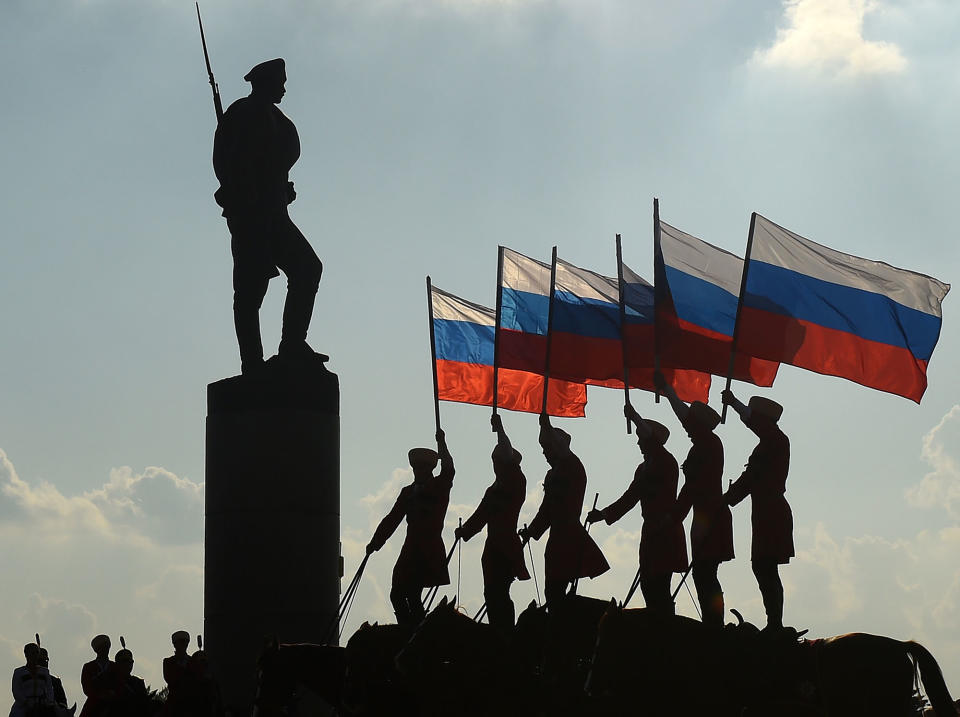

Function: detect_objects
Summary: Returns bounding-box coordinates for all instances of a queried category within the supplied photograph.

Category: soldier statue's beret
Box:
[408,448,439,470]
[172,631,190,644]
[115,649,134,664]
[688,401,721,431]
[244,58,286,84]
[491,443,522,465]
[749,396,783,421]
[642,420,670,445]
[91,635,110,651]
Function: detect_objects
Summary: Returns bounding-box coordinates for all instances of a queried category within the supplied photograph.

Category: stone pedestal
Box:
[205,365,340,714]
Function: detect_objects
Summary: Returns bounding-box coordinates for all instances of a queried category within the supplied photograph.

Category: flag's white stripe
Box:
[659,221,742,297]
[752,215,950,316]
[431,285,495,326]
[555,259,619,304]
[502,247,551,296]
[621,263,650,288]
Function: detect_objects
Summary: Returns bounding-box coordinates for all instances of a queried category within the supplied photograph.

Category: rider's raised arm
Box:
[653,370,689,423]
[436,429,455,484]
[721,389,750,423]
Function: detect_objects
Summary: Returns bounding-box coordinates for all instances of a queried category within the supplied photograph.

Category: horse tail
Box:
[904,640,956,716]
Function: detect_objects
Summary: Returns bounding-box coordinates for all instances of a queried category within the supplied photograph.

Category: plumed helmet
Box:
[748,396,783,421]
[243,58,286,85]
[408,448,439,470]
[642,420,670,445]
[491,443,522,465]
[91,635,110,651]
[115,649,133,664]
[687,401,721,430]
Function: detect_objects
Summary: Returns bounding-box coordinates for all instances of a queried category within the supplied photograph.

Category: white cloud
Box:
[907,404,960,519]
[753,0,906,77]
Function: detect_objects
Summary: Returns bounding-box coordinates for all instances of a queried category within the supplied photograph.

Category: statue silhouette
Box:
[366,430,455,626]
[455,414,531,634]
[722,389,794,632]
[654,370,734,628]
[587,405,687,615]
[519,414,609,607]
[10,643,57,717]
[212,58,325,376]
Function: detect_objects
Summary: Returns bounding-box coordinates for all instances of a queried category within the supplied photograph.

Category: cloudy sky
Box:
[2,0,959,706]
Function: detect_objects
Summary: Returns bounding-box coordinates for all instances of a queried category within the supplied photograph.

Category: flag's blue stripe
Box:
[434,319,494,365]
[663,265,739,337]
[744,261,942,360]
[502,286,653,335]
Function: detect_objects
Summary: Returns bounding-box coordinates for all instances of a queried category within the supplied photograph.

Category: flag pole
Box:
[721,212,758,423]
[653,197,662,404]
[492,247,505,424]
[426,276,441,434]
[540,246,559,415]
[615,234,632,434]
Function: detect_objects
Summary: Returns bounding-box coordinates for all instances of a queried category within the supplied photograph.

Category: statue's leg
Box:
[692,560,724,627]
[752,559,783,630]
[273,213,323,356]
[233,272,269,375]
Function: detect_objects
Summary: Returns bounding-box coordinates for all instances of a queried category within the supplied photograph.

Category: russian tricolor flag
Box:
[736,215,949,403]
[552,256,711,402]
[431,283,587,417]
[654,219,779,386]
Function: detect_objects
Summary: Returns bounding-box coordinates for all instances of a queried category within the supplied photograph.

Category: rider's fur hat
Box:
[408,448,439,471]
[749,396,783,422]
[171,631,190,644]
[642,420,670,445]
[687,401,721,431]
[115,649,133,664]
[91,635,110,651]
[491,443,522,465]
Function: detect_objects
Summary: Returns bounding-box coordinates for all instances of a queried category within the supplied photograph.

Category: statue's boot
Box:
[278,275,327,363]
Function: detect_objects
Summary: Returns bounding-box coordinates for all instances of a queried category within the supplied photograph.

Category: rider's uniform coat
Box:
[727,426,794,563]
[674,426,735,564]
[459,457,530,584]
[528,451,609,584]
[602,444,688,576]
[370,458,455,588]
[79,658,120,717]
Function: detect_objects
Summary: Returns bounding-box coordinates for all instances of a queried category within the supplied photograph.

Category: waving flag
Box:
[552,256,711,402]
[736,214,949,402]
[431,283,586,416]
[654,219,779,386]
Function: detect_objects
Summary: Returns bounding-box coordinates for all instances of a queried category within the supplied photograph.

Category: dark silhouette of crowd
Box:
[9,632,221,717]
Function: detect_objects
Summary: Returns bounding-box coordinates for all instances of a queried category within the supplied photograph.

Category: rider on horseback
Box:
[587,405,688,615]
[519,413,609,609]
[367,430,455,626]
[722,390,794,633]
[455,414,531,634]
[655,371,734,628]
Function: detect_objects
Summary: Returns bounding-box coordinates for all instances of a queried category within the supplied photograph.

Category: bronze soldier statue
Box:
[455,414,530,633]
[655,371,734,628]
[587,405,687,615]
[722,389,794,632]
[519,413,609,608]
[367,430,455,626]
[212,58,324,375]
[79,635,116,717]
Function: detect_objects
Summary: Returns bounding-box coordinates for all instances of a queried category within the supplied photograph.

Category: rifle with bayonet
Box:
[196,3,223,122]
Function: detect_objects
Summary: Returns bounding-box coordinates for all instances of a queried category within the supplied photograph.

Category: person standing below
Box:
[213,58,324,376]
[10,642,55,717]
[722,389,794,632]
[455,414,530,634]
[655,371,734,628]
[587,405,687,615]
[367,430,455,626]
[162,631,192,715]
[79,635,116,717]
[111,648,149,715]
[520,414,609,608]
[37,648,69,712]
